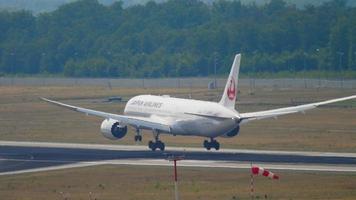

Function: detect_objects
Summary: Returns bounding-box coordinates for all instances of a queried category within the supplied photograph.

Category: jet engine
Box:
[221,125,240,138]
[100,119,128,140]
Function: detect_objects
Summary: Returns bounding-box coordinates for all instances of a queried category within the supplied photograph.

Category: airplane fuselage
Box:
[124,95,239,138]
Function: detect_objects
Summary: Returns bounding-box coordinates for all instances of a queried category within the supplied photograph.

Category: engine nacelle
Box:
[221,126,240,138]
[100,119,128,140]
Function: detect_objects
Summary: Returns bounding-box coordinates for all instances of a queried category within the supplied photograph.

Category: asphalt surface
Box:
[1,145,356,174]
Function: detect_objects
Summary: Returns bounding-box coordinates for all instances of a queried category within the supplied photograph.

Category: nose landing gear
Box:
[134,129,142,142]
[134,135,142,142]
[203,138,220,150]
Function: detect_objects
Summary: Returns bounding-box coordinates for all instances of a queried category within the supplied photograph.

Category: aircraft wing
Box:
[41,98,171,132]
[239,95,356,123]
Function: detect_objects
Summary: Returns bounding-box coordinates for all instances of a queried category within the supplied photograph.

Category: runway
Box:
[1,141,356,175]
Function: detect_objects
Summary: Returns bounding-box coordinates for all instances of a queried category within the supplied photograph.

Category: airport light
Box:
[166,154,185,200]
[214,51,218,89]
[315,48,320,71]
[303,51,308,71]
[337,51,344,70]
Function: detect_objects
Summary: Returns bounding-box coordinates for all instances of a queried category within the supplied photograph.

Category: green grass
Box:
[1,165,356,200]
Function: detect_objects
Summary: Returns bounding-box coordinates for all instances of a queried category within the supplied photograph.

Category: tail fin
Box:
[219,54,241,110]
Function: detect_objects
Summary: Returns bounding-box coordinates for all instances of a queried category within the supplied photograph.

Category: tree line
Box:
[0,0,355,78]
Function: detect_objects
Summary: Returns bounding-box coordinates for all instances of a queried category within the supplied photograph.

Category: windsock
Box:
[251,166,279,180]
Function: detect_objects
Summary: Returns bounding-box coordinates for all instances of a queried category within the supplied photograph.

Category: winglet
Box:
[219,54,241,110]
[40,97,78,111]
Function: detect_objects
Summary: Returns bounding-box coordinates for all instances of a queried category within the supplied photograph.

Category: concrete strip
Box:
[103,159,356,172]
[1,140,356,158]
[1,158,356,176]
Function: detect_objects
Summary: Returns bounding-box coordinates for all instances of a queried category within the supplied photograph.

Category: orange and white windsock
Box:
[251,166,279,180]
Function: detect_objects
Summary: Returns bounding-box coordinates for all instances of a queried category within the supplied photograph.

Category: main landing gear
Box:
[203,138,220,150]
[148,130,165,151]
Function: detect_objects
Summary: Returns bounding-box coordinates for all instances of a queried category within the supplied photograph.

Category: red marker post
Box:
[166,155,185,200]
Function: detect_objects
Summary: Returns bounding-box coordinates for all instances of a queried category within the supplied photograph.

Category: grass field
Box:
[0,85,355,152]
[1,165,356,200]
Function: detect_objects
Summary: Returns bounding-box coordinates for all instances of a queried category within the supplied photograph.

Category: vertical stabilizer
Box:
[219,54,241,110]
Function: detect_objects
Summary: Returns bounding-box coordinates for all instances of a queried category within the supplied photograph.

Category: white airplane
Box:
[42,54,356,151]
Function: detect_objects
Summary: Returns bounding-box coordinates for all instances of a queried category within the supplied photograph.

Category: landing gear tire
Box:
[134,129,142,142]
[148,140,165,151]
[213,140,220,150]
[204,139,220,150]
[134,135,142,142]
[156,141,165,151]
[203,140,211,150]
[148,140,155,151]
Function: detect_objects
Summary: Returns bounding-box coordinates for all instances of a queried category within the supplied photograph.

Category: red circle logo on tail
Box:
[227,77,236,100]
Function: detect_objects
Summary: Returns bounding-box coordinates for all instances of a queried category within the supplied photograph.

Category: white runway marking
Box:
[1,140,356,158]
[1,158,356,176]
[0,161,100,176]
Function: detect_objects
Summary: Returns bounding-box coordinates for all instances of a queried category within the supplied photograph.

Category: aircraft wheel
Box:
[135,129,142,142]
[148,141,156,151]
[204,140,212,150]
[157,141,165,151]
[214,141,220,150]
[204,139,220,150]
[203,140,209,149]
[135,135,141,142]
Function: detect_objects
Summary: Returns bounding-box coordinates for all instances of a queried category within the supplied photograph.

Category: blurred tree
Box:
[0,0,355,77]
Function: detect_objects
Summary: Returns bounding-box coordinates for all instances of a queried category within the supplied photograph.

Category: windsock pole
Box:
[174,159,179,200]
[250,163,255,200]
